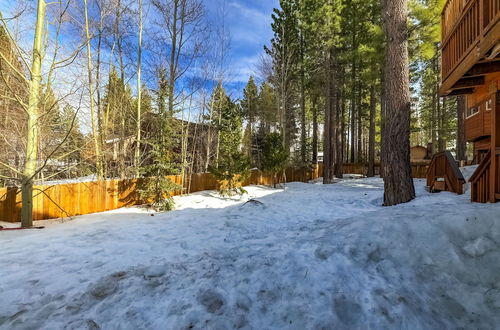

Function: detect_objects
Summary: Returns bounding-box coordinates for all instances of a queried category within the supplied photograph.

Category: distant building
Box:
[410,146,430,161]
[317,152,324,163]
[104,113,218,177]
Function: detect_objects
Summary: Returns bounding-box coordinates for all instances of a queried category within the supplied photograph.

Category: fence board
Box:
[0,163,430,223]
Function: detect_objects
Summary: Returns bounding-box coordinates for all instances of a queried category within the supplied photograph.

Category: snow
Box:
[1,172,500,329]
[40,174,98,185]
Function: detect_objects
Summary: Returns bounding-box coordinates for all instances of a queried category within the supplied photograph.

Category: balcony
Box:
[440,0,500,96]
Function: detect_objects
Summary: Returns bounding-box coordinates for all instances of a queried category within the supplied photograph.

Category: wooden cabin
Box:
[440,0,500,203]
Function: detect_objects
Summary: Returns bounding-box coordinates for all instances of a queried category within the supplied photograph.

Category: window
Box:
[466,106,479,118]
[485,99,492,111]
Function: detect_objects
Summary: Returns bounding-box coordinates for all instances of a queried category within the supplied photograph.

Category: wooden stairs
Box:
[469,148,500,203]
[426,151,465,194]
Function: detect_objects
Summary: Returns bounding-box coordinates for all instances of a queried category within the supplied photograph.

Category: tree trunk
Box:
[381,0,415,206]
[84,0,105,180]
[350,88,356,163]
[323,48,336,184]
[116,0,126,179]
[356,86,363,162]
[350,5,358,164]
[168,0,179,117]
[456,95,467,162]
[437,80,444,152]
[300,33,307,164]
[333,65,342,178]
[379,66,386,179]
[312,95,318,164]
[21,0,45,228]
[431,57,438,151]
[367,85,376,177]
[96,15,105,177]
[339,67,345,179]
[134,0,143,177]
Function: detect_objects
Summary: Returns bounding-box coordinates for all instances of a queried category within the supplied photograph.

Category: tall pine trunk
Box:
[339,67,346,178]
[323,48,336,184]
[381,0,415,206]
[300,33,307,164]
[356,86,363,162]
[21,0,45,228]
[334,64,343,178]
[312,95,318,164]
[367,85,376,177]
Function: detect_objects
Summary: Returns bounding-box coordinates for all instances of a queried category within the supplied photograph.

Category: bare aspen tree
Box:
[1,1,87,225]
[134,0,143,177]
[94,0,114,179]
[18,0,46,227]
[84,0,105,180]
[151,0,206,115]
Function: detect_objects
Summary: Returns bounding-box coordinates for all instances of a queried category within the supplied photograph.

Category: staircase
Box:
[426,151,465,194]
[469,148,500,203]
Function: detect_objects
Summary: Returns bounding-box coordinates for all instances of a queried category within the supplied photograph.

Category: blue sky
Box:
[1,0,279,99]
[204,0,279,95]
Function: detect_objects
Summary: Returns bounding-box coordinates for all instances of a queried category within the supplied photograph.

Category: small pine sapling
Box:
[209,152,250,197]
[208,83,250,196]
[262,133,289,188]
[138,146,181,211]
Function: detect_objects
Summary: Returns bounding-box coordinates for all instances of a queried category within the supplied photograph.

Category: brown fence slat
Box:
[0,163,430,223]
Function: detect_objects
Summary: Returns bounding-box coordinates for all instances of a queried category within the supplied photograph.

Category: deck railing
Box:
[470,148,500,202]
[484,0,500,29]
[441,0,500,81]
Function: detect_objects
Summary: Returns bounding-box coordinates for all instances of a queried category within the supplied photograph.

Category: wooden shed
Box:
[410,146,430,161]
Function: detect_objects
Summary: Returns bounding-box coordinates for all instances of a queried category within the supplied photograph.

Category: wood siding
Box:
[465,88,499,141]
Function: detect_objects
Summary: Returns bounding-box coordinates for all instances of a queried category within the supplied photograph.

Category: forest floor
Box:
[1,169,500,329]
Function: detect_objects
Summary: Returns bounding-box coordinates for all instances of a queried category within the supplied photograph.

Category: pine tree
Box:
[258,82,279,132]
[381,0,416,206]
[138,68,181,211]
[241,76,259,165]
[208,83,250,196]
[262,133,289,188]
[266,0,300,152]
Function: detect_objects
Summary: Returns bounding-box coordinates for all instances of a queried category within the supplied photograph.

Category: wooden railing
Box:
[441,0,500,81]
[470,148,500,202]
[426,151,465,194]
[470,150,492,202]
[484,0,500,29]
[442,0,472,39]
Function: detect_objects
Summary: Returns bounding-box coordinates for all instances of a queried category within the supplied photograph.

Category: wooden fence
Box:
[0,166,322,223]
[341,162,430,179]
[0,162,429,223]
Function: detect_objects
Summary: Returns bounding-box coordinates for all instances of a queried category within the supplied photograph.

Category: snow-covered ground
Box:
[1,174,500,329]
